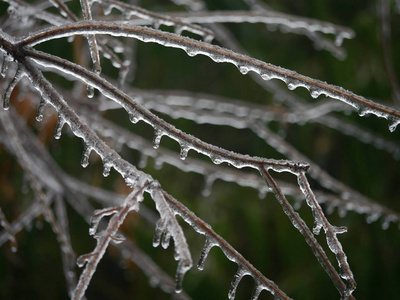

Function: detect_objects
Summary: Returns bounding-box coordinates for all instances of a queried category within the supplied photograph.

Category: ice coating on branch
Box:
[297,172,356,294]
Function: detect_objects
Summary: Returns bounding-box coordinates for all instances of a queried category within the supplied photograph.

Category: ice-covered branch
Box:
[17,21,400,131]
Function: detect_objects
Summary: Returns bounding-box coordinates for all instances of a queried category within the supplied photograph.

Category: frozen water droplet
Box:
[388,117,400,132]
[261,73,272,81]
[153,129,163,149]
[54,116,65,139]
[87,85,94,98]
[186,49,198,57]
[287,82,296,90]
[128,112,139,124]
[210,155,223,165]
[358,108,370,117]
[239,66,249,75]
[102,161,112,177]
[36,99,46,122]
[179,144,189,160]
[310,89,322,99]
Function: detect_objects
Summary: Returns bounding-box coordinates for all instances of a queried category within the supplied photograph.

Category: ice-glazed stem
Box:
[17,21,400,131]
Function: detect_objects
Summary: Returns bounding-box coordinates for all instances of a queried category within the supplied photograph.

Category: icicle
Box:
[87,85,95,98]
[335,34,344,47]
[3,67,23,110]
[258,186,269,199]
[239,66,249,75]
[154,157,164,170]
[202,174,216,197]
[153,218,167,247]
[250,284,263,300]
[1,55,11,78]
[179,144,190,160]
[81,145,92,168]
[388,116,400,132]
[138,154,148,169]
[228,267,246,300]
[175,260,191,293]
[102,160,112,177]
[161,230,171,249]
[153,20,161,30]
[197,237,215,270]
[203,34,214,43]
[174,25,184,35]
[310,89,322,99]
[36,99,46,122]
[313,221,323,235]
[287,82,297,90]
[381,216,392,230]
[152,129,163,149]
[365,212,380,224]
[53,115,65,139]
